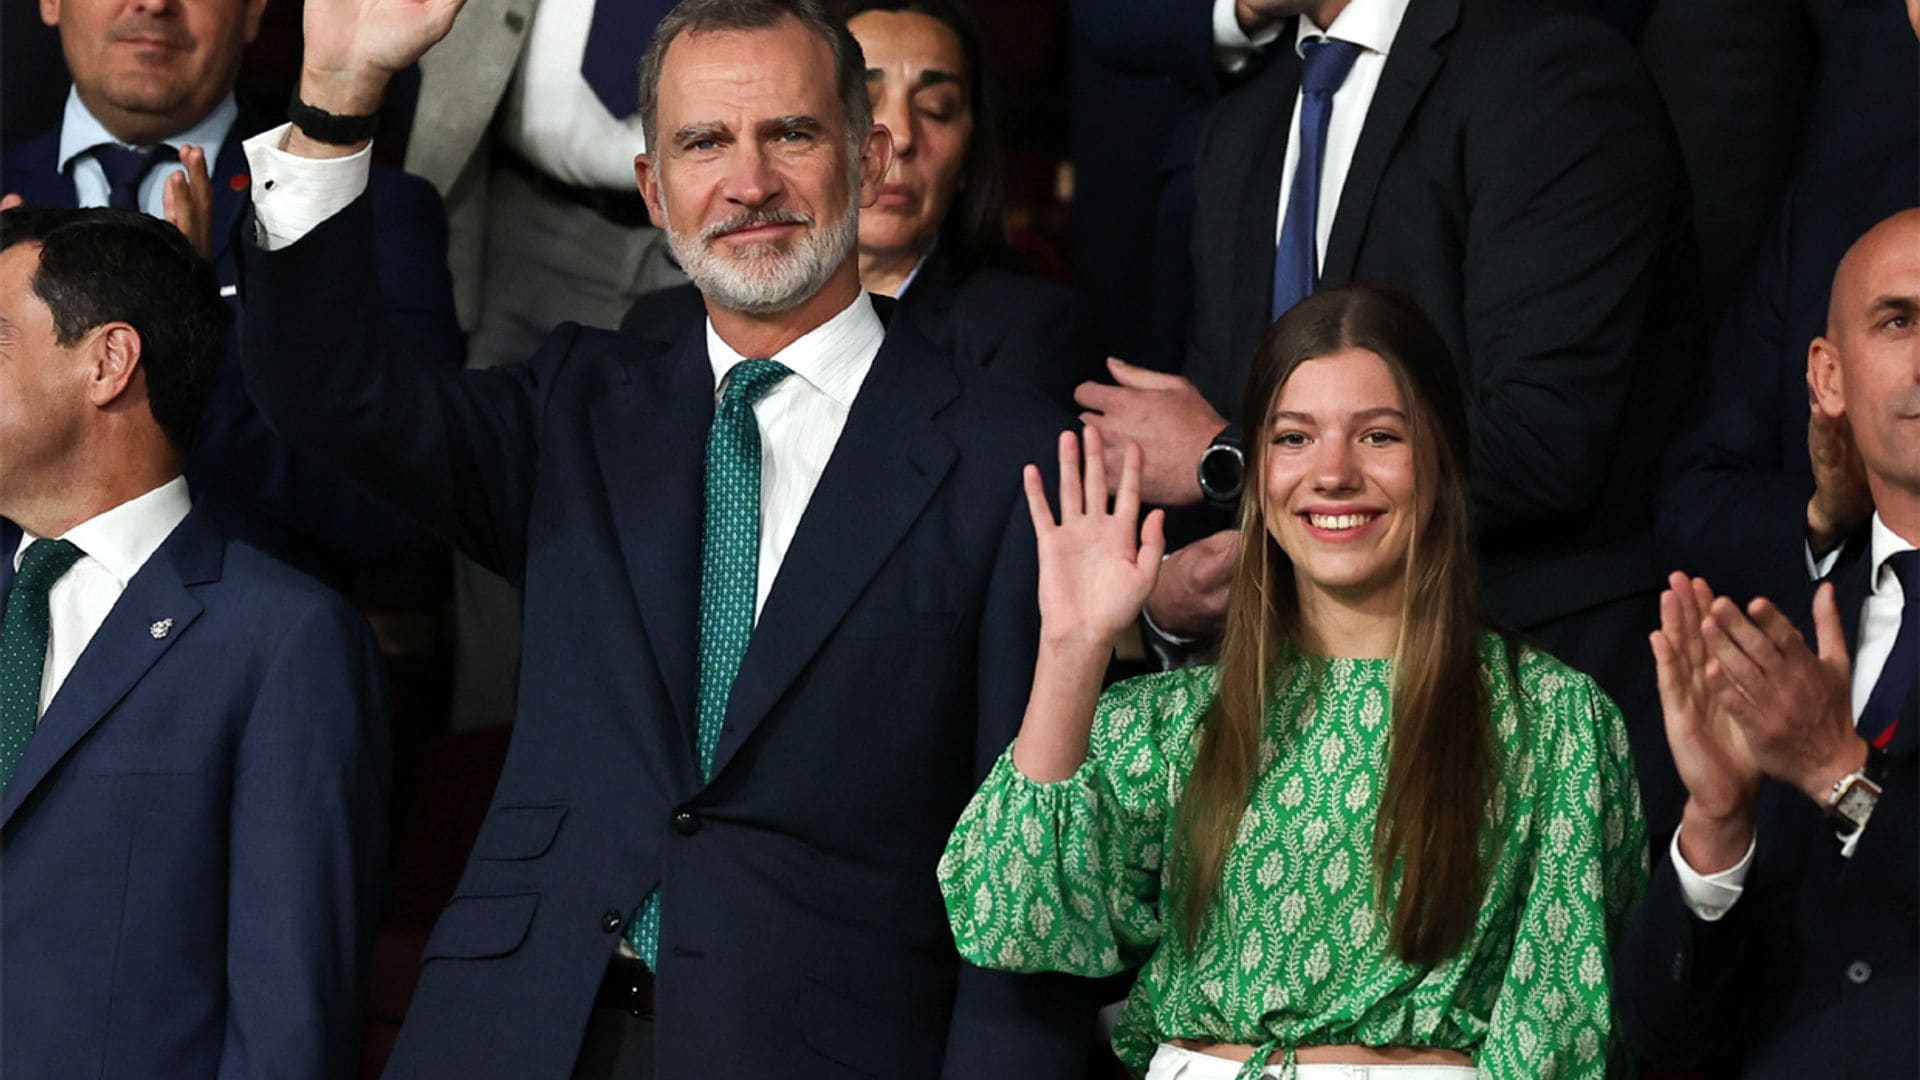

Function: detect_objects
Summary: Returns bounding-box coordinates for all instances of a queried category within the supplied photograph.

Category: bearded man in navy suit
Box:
[0,0,463,583]
[0,207,389,1078]
[233,0,1092,1076]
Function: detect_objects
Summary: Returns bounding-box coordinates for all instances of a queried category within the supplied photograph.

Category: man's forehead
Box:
[1834,216,1920,311]
[657,19,838,110]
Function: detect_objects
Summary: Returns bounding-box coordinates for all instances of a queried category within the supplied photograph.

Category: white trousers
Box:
[1144,1044,1479,1080]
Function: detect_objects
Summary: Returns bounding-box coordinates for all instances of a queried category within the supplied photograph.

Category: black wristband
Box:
[286,96,380,146]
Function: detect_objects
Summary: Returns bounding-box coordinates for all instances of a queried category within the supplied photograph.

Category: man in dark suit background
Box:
[0,0,463,585]
[1074,0,1700,827]
[1657,0,1920,633]
[0,207,389,1078]
[233,0,1090,1075]
[1617,206,1919,1077]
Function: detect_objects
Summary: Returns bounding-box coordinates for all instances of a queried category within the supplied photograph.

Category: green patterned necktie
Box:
[628,357,792,966]
[0,539,87,794]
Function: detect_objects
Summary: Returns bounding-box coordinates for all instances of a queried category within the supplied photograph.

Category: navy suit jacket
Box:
[240,196,1093,1078]
[1614,537,1918,1075]
[1657,0,1920,635]
[0,110,464,585]
[623,268,1098,413]
[0,511,390,1078]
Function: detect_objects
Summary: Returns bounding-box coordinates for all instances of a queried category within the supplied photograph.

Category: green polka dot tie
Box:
[0,539,86,795]
[628,358,792,966]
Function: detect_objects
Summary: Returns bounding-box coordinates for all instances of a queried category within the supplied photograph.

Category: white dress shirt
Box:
[1674,512,1918,917]
[241,122,886,624]
[1269,0,1411,269]
[57,89,238,219]
[10,478,191,720]
[496,0,651,190]
[705,297,882,620]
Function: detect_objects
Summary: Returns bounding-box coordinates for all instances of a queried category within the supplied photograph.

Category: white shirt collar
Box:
[1869,513,1919,599]
[57,88,239,174]
[704,291,885,410]
[12,477,192,588]
[1295,0,1411,57]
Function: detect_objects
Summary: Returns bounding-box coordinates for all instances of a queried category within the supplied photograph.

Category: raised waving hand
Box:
[1012,427,1166,782]
[298,0,469,118]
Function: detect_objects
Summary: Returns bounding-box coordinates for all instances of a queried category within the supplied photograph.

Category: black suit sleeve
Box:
[1069,0,1218,83]
[1658,197,1817,613]
[942,464,1096,1079]
[1612,838,1762,1067]
[1457,18,1689,537]
[240,194,547,579]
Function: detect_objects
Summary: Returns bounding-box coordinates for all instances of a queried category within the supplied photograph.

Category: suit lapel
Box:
[0,520,18,600]
[592,321,712,765]
[2,132,80,209]
[1225,48,1302,388]
[0,511,216,828]
[1829,536,1872,661]
[208,125,253,270]
[703,319,959,782]
[1321,0,1454,287]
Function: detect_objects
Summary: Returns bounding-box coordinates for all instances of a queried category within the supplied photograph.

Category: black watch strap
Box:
[286,97,381,146]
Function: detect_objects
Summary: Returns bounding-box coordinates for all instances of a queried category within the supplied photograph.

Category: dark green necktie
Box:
[0,539,86,793]
[627,358,793,965]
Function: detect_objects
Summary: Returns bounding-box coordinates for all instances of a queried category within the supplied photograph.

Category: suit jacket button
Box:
[672,810,700,836]
[602,909,624,934]
[1847,960,1872,984]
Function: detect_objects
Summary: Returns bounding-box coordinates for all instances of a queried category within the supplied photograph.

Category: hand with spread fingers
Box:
[1075,357,1227,508]
[1699,582,1865,808]
[1651,572,1763,871]
[1012,427,1166,781]
[162,144,215,260]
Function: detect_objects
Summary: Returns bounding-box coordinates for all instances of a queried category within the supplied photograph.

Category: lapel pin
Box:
[149,618,174,640]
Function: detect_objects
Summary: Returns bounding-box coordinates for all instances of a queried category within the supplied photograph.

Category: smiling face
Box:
[849,9,973,270]
[42,0,266,145]
[636,17,887,316]
[1261,347,1430,612]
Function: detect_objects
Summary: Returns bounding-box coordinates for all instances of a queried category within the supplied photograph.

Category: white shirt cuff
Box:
[1212,0,1284,73]
[1806,539,1843,582]
[243,123,373,251]
[1670,825,1755,922]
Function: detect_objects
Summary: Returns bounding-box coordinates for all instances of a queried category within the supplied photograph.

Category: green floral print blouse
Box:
[939,635,1647,1080]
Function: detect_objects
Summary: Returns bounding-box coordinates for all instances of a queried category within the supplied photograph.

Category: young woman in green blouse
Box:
[939,284,1647,1079]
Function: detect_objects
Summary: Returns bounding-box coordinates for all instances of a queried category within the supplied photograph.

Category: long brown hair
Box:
[1172,284,1497,967]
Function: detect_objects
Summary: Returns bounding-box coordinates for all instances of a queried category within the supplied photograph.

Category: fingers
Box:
[1112,439,1142,531]
[1056,430,1083,517]
[1105,356,1182,389]
[1074,381,1120,413]
[1710,595,1782,668]
[0,193,22,211]
[1744,596,1807,660]
[1082,424,1110,512]
[1650,629,1696,739]
[1022,463,1055,534]
[1700,602,1768,712]
[1138,508,1167,568]
[1811,581,1853,676]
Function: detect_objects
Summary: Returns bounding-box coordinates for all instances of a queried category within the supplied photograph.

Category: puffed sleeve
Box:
[1481,658,1649,1078]
[938,668,1212,978]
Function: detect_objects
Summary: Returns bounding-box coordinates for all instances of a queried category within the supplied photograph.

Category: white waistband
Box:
[1145,1044,1479,1080]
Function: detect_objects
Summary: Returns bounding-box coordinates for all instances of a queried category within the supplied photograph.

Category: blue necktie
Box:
[1271,37,1363,320]
[626,358,793,967]
[580,0,679,119]
[1857,550,1917,749]
[90,144,175,211]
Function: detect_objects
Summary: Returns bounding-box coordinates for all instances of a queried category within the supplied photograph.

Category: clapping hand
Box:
[1651,573,1762,871]
[163,145,214,260]
[1025,427,1166,650]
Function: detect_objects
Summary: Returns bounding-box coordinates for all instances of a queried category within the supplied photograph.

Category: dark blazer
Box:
[0,511,390,1078]
[623,267,1098,412]
[1657,0,1920,634]
[0,109,464,584]
[240,196,1092,1079]
[1613,537,1918,1076]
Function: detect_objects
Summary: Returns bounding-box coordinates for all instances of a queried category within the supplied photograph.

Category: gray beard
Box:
[665,192,861,315]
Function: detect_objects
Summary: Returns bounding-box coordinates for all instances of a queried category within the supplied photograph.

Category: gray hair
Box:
[637,0,872,155]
